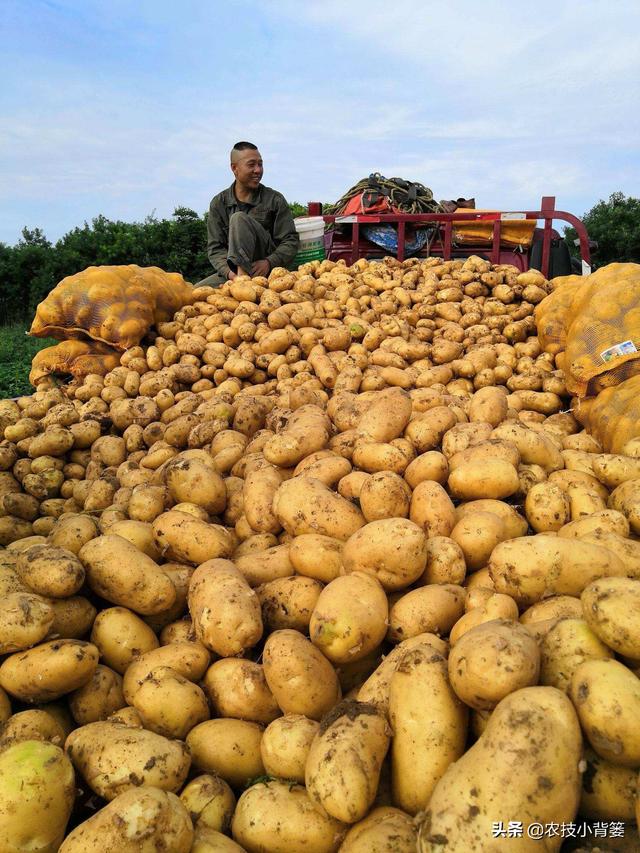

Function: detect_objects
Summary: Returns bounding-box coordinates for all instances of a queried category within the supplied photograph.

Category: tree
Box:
[565,193,640,268]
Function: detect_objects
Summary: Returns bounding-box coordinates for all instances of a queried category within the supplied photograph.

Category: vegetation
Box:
[565,192,640,268]
[0,203,312,396]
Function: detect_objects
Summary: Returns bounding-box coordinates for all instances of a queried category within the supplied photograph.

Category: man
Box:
[198,141,299,286]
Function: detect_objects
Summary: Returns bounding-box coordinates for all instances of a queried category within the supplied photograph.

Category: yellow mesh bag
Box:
[453,212,537,247]
[30,265,193,351]
[535,276,589,356]
[573,376,640,453]
[29,340,121,387]
[562,263,640,396]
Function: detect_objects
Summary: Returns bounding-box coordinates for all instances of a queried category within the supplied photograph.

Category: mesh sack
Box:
[29,340,121,387]
[562,263,640,396]
[453,212,537,247]
[535,276,589,356]
[573,375,640,453]
[30,265,193,351]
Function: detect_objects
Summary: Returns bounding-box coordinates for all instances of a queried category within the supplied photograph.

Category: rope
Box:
[325,173,445,216]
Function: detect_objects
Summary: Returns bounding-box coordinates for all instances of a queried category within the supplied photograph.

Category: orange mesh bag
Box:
[453,212,537,247]
[30,265,193,351]
[535,276,590,356]
[29,340,121,387]
[573,376,640,453]
[562,263,640,396]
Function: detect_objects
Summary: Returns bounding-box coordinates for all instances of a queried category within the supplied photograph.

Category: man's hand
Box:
[227,270,237,280]
[251,259,271,278]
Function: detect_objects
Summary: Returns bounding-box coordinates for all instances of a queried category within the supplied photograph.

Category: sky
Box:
[1,0,639,245]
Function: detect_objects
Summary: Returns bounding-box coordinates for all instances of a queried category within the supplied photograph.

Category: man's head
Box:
[231,141,263,191]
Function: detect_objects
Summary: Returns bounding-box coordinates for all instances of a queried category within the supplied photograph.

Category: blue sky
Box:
[1,0,639,245]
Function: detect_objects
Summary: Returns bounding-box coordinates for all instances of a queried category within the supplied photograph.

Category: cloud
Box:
[1,0,638,243]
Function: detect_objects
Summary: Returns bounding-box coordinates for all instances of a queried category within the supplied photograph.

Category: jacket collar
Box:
[224,181,263,208]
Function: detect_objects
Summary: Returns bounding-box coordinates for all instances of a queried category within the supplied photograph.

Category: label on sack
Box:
[600,340,637,363]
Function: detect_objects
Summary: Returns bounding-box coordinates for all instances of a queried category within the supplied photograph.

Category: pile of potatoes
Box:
[1,255,640,851]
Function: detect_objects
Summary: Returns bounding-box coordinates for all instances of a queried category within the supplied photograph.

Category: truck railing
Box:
[307,196,591,278]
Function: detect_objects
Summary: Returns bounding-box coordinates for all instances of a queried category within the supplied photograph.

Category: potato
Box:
[47,514,98,554]
[309,573,388,663]
[190,827,246,853]
[405,407,457,453]
[202,658,280,724]
[581,576,640,658]
[608,478,640,534]
[306,700,390,823]
[450,511,507,571]
[418,536,466,586]
[263,404,331,466]
[186,719,265,788]
[579,530,640,580]
[189,559,262,656]
[489,534,625,606]
[448,459,519,500]
[417,686,582,851]
[0,639,98,702]
[0,708,67,747]
[66,720,190,800]
[592,453,640,489]
[519,595,583,625]
[338,806,417,853]
[28,428,74,459]
[389,645,467,815]
[80,534,176,615]
[450,593,519,645]
[257,575,322,632]
[569,659,640,767]
[289,534,343,582]
[165,458,227,517]
[15,543,85,598]
[243,463,282,533]
[232,780,346,853]
[63,664,125,727]
[468,385,508,426]
[579,747,638,821]
[448,619,540,710]
[0,740,75,853]
[404,451,448,488]
[358,471,411,520]
[263,629,341,720]
[388,584,465,642]
[524,481,570,532]
[235,543,294,586]
[180,773,236,833]
[448,439,520,473]
[342,519,427,591]
[0,591,54,653]
[132,665,209,739]
[0,516,34,545]
[0,686,11,724]
[90,606,159,674]
[356,388,412,442]
[152,510,234,564]
[273,476,365,540]
[122,642,210,704]
[557,509,630,540]
[539,618,613,695]
[59,787,193,853]
[409,481,456,537]
[106,519,160,560]
[260,714,319,783]
[357,632,448,715]
[493,421,564,471]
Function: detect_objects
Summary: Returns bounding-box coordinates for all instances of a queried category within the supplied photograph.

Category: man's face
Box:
[232,149,264,189]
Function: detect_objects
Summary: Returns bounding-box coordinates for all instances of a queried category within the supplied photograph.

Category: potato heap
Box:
[1,255,640,852]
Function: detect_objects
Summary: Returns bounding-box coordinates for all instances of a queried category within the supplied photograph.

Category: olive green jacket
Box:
[206,183,299,279]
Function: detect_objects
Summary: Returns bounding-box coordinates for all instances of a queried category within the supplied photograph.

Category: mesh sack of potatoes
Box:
[560,262,640,396]
[535,275,589,356]
[573,373,640,453]
[29,340,121,387]
[29,265,194,351]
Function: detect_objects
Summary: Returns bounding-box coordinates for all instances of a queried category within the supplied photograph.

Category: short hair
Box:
[233,141,258,152]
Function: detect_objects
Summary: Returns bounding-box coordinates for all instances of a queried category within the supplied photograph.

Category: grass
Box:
[0,323,56,398]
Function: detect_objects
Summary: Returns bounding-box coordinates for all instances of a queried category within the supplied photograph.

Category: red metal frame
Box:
[306,196,591,278]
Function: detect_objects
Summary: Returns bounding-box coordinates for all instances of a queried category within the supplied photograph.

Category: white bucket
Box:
[293,216,325,267]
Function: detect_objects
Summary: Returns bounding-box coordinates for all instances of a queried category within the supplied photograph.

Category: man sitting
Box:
[198,141,299,286]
